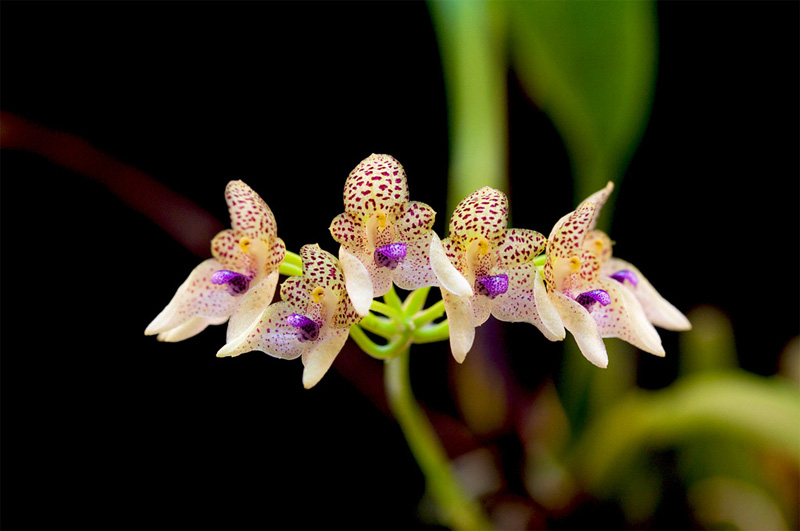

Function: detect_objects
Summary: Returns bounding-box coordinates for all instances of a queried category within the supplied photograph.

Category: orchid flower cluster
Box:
[145,154,690,388]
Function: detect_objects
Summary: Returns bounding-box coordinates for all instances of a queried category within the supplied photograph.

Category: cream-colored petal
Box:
[430,232,473,297]
[301,327,351,389]
[226,270,280,344]
[393,232,439,291]
[550,291,608,368]
[594,278,665,357]
[442,290,476,364]
[145,258,238,338]
[216,301,308,360]
[156,315,228,342]
[448,187,509,247]
[533,269,566,341]
[604,258,691,331]
[338,245,374,317]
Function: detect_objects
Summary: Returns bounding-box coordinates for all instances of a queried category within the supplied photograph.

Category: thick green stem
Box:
[385,349,493,530]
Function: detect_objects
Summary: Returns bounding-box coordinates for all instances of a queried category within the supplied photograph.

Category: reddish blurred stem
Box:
[0,111,224,257]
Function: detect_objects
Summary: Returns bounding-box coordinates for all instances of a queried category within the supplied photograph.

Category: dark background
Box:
[1,1,797,529]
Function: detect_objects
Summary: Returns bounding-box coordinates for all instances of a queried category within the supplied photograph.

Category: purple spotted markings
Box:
[575,289,611,310]
[475,274,509,300]
[374,242,408,270]
[610,269,638,287]
[287,313,321,342]
[211,270,252,295]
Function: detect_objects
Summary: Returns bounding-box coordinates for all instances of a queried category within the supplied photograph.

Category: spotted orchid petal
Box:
[331,154,441,299]
[217,244,359,388]
[448,186,509,251]
[145,259,245,339]
[592,277,665,356]
[146,181,285,342]
[604,257,691,331]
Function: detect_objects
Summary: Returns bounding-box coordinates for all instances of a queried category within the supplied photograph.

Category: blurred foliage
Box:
[430,1,798,528]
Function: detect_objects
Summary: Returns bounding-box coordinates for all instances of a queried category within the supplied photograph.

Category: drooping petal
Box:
[448,187,509,249]
[496,228,546,268]
[338,245,374,317]
[603,257,691,331]
[342,154,409,221]
[490,266,565,341]
[301,327,351,389]
[225,180,278,240]
[216,301,308,360]
[592,277,665,357]
[392,232,440,291]
[441,291,476,363]
[550,291,608,368]
[144,258,241,339]
[157,315,229,342]
[430,233,473,297]
[226,270,281,344]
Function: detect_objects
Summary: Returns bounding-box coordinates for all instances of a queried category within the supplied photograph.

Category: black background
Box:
[1,1,797,529]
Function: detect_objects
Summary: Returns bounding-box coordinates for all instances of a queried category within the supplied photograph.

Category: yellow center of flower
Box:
[238,237,251,254]
[594,239,604,252]
[569,256,581,272]
[478,237,490,256]
[376,211,388,230]
[311,286,325,303]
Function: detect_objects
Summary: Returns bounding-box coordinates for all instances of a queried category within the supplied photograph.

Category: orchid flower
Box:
[216,244,361,389]
[329,154,443,316]
[145,181,285,344]
[429,186,565,363]
[543,182,689,368]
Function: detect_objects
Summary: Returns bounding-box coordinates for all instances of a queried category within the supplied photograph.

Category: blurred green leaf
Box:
[680,305,739,375]
[508,0,658,202]
[569,372,800,493]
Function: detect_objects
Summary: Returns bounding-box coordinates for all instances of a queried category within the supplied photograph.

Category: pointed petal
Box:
[157,315,228,342]
[442,291,476,363]
[604,258,691,331]
[551,291,608,368]
[301,327,351,389]
[430,233,473,297]
[226,270,280,344]
[496,228,546,268]
[579,181,614,232]
[343,154,409,220]
[534,269,566,340]
[339,245,374,317]
[145,258,239,338]
[225,180,277,239]
[449,187,509,247]
[395,200,436,241]
[216,301,308,360]
[593,278,665,357]
[392,231,439,291]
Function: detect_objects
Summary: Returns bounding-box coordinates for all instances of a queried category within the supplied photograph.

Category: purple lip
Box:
[211,270,251,295]
[576,289,611,310]
[374,242,408,270]
[475,273,509,300]
[287,313,321,342]
[610,269,639,287]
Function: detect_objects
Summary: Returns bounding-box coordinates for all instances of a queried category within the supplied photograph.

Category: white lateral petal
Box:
[430,232,473,297]
[442,291,476,364]
[301,327,351,389]
[534,270,566,341]
[338,245,374,317]
[551,292,608,368]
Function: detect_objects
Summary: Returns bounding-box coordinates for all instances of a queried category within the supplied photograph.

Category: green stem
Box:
[383,284,404,312]
[385,349,493,530]
[412,299,447,329]
[370,300,404,323]
[359,312,400,339]
[413,320,450,345]
[402,286,431,316]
